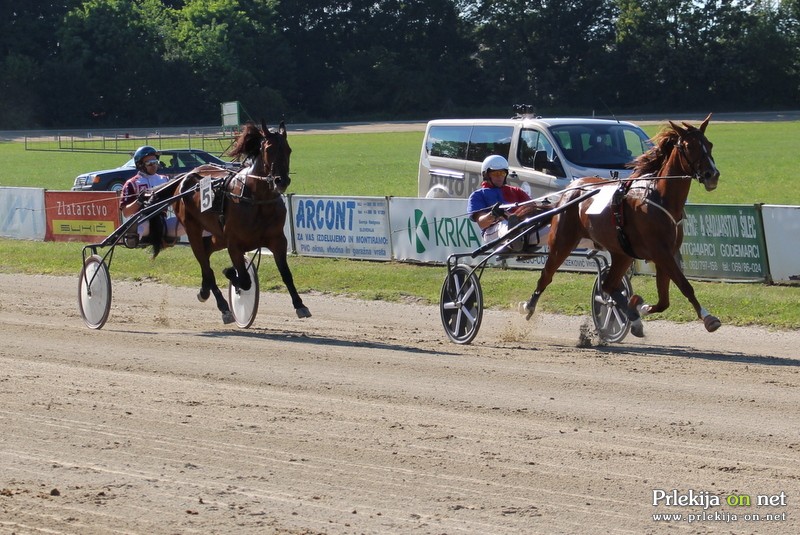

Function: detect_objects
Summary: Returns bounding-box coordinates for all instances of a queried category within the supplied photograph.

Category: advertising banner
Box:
[0,187,46,240]
[635,204,768,281]
[44,191,121,242]
[389,198,482,264]
[761,205,800,283]
[503,249,610,273]
[291,196,391,260]
[389,197,606,271]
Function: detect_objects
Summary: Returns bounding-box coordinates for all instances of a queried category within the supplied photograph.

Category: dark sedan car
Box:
[71,149,240,192]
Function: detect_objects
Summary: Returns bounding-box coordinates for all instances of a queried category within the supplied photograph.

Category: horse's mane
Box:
[227,122,264,159]
[629,126,680,177]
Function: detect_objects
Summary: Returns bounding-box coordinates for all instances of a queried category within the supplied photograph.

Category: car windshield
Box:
[120,151,225,169]
[549,124,651,170]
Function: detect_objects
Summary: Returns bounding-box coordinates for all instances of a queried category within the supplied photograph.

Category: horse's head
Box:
[258,120,292,193]
[669,114,720,191]
[227,120,293,194]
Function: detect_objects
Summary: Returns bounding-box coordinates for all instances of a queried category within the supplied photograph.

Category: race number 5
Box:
[200,177,213,212]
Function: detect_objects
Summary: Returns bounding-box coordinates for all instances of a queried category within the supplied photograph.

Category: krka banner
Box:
[389,198,482,264]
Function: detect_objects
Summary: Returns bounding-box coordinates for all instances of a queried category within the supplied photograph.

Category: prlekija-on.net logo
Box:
[407,209,430,253]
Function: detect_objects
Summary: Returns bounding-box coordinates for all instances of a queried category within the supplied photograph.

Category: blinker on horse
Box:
[521,114,720,338]
[157,120,311,324]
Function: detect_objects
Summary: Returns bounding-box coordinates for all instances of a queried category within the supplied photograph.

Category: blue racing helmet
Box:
[133,146,160,170]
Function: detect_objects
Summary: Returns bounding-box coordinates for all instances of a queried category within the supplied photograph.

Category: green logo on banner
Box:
[408,209,430,253]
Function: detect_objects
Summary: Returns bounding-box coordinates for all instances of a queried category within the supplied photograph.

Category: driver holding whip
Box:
[468,155,550,250]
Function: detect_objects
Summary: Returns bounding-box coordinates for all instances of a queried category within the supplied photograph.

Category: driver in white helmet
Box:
[119,145,184,252]
[467,154,549,249]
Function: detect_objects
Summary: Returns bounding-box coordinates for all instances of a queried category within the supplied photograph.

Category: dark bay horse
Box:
[156,121,311,324]
[522,114,720,337]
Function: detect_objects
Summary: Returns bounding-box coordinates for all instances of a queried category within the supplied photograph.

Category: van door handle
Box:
[508,171,518,179]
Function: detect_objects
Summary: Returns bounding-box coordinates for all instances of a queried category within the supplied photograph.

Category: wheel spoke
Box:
[609,305,626,331]
[459,283,474,302]
[453,309,465,335]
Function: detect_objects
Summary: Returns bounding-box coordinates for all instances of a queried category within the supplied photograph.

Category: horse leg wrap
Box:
[628,294,649,316]
[612,289,644,337]
[222,267,251,291]
[519,291,541,321]
[238,271,252,291]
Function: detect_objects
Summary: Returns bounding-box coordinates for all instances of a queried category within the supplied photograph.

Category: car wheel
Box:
[109,182,124,193]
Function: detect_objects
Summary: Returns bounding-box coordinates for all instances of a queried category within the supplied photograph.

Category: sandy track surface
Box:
[1,273,798,534]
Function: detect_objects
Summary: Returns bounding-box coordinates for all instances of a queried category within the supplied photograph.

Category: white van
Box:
[418,113,651,199]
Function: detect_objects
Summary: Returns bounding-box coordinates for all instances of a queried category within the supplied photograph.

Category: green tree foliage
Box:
[0,0,798,128]
[169,0,290,122]
[276,0,478,119]
[0,1,83,127]
[54,0,177,126]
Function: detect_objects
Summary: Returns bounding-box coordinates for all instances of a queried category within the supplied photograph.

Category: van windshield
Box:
[549,124,651,170]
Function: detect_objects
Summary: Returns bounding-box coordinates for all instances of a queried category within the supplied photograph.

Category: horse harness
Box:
[610,175,684,260]
[224,171,282,205]
[609,127,715,258]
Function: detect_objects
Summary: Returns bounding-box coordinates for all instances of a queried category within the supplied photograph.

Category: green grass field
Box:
[2,121,799,204]
[1,120,799,329]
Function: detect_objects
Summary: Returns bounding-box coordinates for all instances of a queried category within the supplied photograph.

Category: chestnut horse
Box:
[156,121,310,324]
[521,114,720,337]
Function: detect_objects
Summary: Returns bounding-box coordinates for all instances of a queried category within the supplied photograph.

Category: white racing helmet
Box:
[481,154,509,175]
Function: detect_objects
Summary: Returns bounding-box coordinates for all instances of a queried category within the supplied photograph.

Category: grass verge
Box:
[3,238,798,330]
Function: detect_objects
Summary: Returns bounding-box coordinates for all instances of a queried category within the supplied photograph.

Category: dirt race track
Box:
[1,273,798,534]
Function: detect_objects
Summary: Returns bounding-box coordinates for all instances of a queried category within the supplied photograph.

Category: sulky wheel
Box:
[228,256,259,328]
[591,266,633,343]
[78,254,112,330]
[440,265,483,344]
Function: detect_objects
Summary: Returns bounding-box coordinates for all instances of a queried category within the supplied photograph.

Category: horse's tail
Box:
[150,214,166,259]
[147,176,186,259]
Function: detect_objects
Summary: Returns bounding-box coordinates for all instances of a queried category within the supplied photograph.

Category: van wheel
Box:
[425,185,451,198]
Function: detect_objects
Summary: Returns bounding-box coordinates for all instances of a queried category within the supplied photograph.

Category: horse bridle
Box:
[675,130,717,184]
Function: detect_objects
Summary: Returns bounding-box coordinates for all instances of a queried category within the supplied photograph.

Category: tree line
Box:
[1,0,798,129]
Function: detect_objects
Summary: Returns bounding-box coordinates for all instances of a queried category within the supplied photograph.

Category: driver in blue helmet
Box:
[119,146,184,251]
[467,155,550,250]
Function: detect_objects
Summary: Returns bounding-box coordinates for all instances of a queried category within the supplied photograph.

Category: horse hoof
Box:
[518,301,534,321]
[197,291,209,303]
[222,311,235,324]
[704,315,721,332]
[295,307,312,319]
[630,319,645,338]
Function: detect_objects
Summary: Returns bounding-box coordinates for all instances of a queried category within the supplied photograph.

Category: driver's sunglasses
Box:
[487,169,508,179]
[143,159,160,166]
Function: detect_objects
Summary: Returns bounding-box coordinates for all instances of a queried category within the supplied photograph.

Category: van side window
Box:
[519,128,565,178]
[466,126,513,163]
[426,125,470,159]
